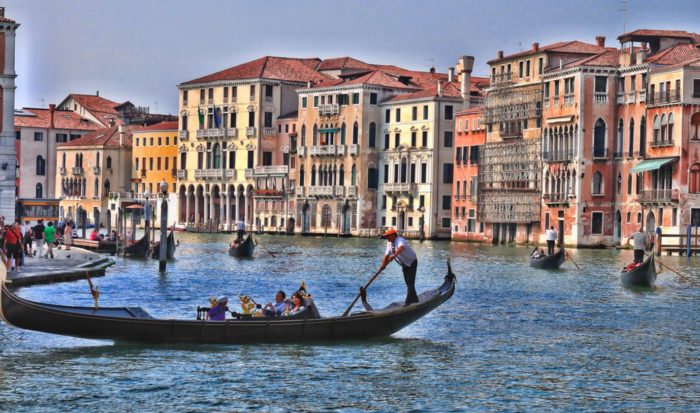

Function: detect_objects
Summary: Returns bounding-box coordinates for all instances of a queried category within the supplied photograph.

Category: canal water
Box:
[1,234,699,411]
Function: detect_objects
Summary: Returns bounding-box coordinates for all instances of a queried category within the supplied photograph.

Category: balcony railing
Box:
[140,169,146,178]
[592,148,608,160]
[263,127,275,136]
[336,145,346,156]
[543,150,573,163]
[648,90,681,106]
[298,147,306,157]
[384,182,417,193]
[179,130,189,140]
[650,138,674,148]
[310,145,338,156]
[543,192,569,204]
[246,127,256,137]
[347,186,357,198]
[72,167,84,175]
[490,72,513,84]
[638,188,679,203]
[616,93,625,104]
[319,104,340,116]
[196,128,236,139]
[194,169,223,179]
[500,129,523,139]
[59,167,67,175]
[308,186,334,197]
[295,186,305,197]
[594,92,607,104]
[254,165,288,175]
[563,94,574,104]
[245,168,254,179]
[93,166,101,175]
[176,169,186,179]
[638,90,647,102]
[349,144,359,156]
[334,186,344,197]
[627,91,636,103]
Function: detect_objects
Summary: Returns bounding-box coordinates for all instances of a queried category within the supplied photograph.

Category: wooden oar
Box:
[651,255,700,287]
[565,250,581,270]
[253,238,276,258]
[342,259,393,317]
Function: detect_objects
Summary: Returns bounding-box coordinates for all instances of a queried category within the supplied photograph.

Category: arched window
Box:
[653,115,660,143]
[300,166,305,187]
[351,164,357,186]
[593,119,606,158]
[627,174,632,195]
[180,152,187,170]
[213,143,221,168]
[301,125,307,146]
[640,116,646,156]
[62,153,66,169]
[96,153,100,168]
[690,163,700,193]
[36,155,46,176]
[352,122,359,145]
[369,122,376,147]
[312,124,318,145]
[94,178,99,197]
[628,118,634,157]
[660,114,667,142]
[340,123,346,145]
[339,165,345,186]
[311,165,316,186]
[617,173,622,195]
[616,119,623,158]
[592,171,603,195]
[106,156,112,169]
[667,113,674,142]
[35,183,43,199]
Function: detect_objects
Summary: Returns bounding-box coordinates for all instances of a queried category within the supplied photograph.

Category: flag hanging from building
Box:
[214,106,222,128]
[198,106,204,128]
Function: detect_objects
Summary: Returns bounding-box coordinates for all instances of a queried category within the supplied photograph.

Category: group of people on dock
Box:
[0,217,63,273]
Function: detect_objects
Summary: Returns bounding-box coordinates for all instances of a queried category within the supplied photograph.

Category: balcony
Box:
[648,90,681,106]
[179,130,189,140]
[295,186,305,197]
[298,147,306,157]
[638,188,679,204]
[563,94,574,104]
[254,188,283,198]
[194,169,223,179]
[384,182,417,194]
[140,169,146,178]
[254,165,288,176]
[347,186,357,198]
[336,145,346,156]
[310,145,337,156]
[319,104,340,116]
[627,91,636,104]
[543,150,573,163]
[264,95,273,103]
[500,129,523,139]
[72,166,84,176]
[246,127,256,137]
[592,148,608,160]
[334,186,344,197]
[177,169,187,179]
[263,127,275,136]
[650,138,674,148]
[308,186,334,197]
[92,166,101,175]
[616,93,625,104]
[543,192,569,205]
[552,97,560,108]
[249,95,256,102]
[594,92,608,104]
[490,72,513,85]
[224,169,237,180]
[349,144,359,156]
[171,168,177,178]
[196,128,235,139]
[639,90,647,102]
[59,167,67,176]
[245,168,254,179]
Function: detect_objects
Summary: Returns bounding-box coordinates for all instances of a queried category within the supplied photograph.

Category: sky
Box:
[6,0,700,115]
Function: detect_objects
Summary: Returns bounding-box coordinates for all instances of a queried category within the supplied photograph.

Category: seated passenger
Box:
[287,292,305,316]
[230,239,239,249]
[531,249,543,259]
[207,296,229,321]
[89,229,100,241]
[263,290,288,316]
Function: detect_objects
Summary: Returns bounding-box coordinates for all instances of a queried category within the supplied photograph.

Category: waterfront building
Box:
[451,107,488,241]
[0,7,18,220]
[57,92,176,127]
[14,104,100,221]
[175,56,328,230]
[55,125,137,229]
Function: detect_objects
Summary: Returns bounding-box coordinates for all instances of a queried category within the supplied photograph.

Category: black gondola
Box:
[229,234,255,258]
[620,254,656,288]
[124,233,150,258]
[150,232,177,260]
[0,262,456,344]
[530,247,565,269]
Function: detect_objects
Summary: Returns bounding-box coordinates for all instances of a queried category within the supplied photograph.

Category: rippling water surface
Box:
[1,234,699,412]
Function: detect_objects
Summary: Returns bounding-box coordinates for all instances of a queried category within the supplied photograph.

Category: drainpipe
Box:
[610,73,617,246]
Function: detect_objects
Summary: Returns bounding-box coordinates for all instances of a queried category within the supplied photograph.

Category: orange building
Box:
[452,107,488,241]
[130,121,179,195]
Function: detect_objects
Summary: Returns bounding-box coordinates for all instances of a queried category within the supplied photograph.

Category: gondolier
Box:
[236,220,245,242]
[380,228,418,306]
[545,226,557,255]
[626,226,649,264]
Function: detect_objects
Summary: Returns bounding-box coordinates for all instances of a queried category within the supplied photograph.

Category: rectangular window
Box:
[208,88,214,100]
[382,195,387,210]
[419,195,425,208]
[411,132,417,147]
[34,132,43,142]
[394,133,400,148]
[519,61,524,78]
[395,108,401,122]
[247,150,254,168]
[423,105,429,120]
[463,146,470,164]
[200,89,205,103]
[261,151,272,166]
[694,79,700,97]
[421,163,427,183]
[384,134,390,150]
[443,163,453,184]
[442,195,451,210]
[392,217,397,226]
[232,86,237,101]
[368,168,378,189]
[538,57,544,75]
[56,133,68,143]
[525,60,530,77]
[248,111,255,127]
[183,90,188,104]
[672,207,677,226]
[249,85,256,100]
[302,97,307,108]
[313,96,319,107]
[630,75,636,92]
[385,109,390,123]
[231,112,237,128]
[422,131,428,147]
[444,131,453,148]
[445,105,453,120]
[264,112,273,128]
[370,93,378,105]
[265,85,273,98]
[157,157,161,170]
[412,106,417,121]
[165,157,169,170]
[352,93,360,104]
[595,76,607,93]
[545,212,550,230]
[591,212,603,234]
[456,147,462,164]
[149,158,154,170]
[384,164,389,183]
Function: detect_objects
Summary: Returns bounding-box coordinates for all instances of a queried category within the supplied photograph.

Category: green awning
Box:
[319,128,340,133]
[630,157,678,173]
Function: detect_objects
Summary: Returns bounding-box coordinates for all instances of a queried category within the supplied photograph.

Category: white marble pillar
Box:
[194,193,200,224]
[185,193,191,224]
[244,192,249,229]
[235,192,241,223]
[203,193,210,223]
[226,192,232,228]
[219,193,225,229]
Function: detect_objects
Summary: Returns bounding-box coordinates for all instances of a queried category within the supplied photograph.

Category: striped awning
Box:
[319,128,340,133]
[630,157,677,173]
[546,116,573,124]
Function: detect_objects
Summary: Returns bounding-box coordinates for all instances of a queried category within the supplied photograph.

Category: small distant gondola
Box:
[150,232,178,260]
[530,247,565,270]
[0,261,456,344]
[124,233,150,258]
[620,254,656,288]
[229,234,255,258]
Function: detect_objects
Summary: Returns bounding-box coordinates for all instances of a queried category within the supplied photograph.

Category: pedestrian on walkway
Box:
[4,222,23,273]
[33,219,46,258]
[23,221,33,257]
[44,221,56,259]
[64,220,73,251]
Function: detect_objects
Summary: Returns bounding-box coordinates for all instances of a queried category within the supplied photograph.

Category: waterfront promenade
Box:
[6,246,114,286]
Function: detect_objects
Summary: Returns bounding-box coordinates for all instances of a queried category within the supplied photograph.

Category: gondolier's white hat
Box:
[217,296,229,304]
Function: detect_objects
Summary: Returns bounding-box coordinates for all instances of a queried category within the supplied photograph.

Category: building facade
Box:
[0,8,18,220]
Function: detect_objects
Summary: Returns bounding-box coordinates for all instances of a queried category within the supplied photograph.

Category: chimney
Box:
[459,55,474,101]
[429,66,436,74]
[49,104,56,129]
[118,125,125,147]
[0,7,5,17]
[448,67,455,82]
[595,36,606,48]
[108,118,115,127]
[437,80,443,97]
[96,90,100,97]
[497,50,504,60]
[532,42,540,51]
[307,81,311,88]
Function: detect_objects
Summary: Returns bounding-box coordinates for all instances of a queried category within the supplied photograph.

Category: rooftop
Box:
[14,108,101,131]
[58,125,141,148]
[181,56,330,85]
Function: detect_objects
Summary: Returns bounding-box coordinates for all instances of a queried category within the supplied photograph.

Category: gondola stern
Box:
[0,262,14,326]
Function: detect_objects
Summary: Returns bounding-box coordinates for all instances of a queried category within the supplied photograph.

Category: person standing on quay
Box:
[44,221,56,259]
[33,219,46,258]
[545,226,557,256]
[64,220,73,251]
[380,228,419,306]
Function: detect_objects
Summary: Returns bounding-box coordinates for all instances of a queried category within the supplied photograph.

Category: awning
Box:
[546,116,573,124]
[319,128,340,133]
[630,157,678,173]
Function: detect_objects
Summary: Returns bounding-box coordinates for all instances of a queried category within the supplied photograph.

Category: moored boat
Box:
[150,231,177,260]
[0,262,456,344]
[620,254,656,288]
[530,247,565,269]
[229,234,255,258]
[124,233,149,258]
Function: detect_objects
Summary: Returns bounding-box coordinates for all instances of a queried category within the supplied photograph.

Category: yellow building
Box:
[130,121,179,195]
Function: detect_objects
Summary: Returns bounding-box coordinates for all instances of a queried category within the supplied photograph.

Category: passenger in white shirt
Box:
[380,228,419,306]
[545,226,557,255]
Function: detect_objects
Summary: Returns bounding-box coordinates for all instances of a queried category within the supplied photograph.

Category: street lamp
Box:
[418,205,425,242]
